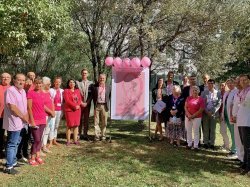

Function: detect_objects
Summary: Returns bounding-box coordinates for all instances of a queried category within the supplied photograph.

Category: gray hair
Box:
[172,85,181,94]
[192,85,200,93]
[42,76,51,85]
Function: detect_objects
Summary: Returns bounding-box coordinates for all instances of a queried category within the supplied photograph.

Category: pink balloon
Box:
[123,58,131,68]
[105,57,113,66]
[141,56,151,67]
[113,57,122,67]
[131,57,141,68]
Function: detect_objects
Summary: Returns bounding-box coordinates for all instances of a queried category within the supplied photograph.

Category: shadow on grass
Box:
[61,119,240,182]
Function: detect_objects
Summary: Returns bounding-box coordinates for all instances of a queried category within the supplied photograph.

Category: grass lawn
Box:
[1,119,250,187]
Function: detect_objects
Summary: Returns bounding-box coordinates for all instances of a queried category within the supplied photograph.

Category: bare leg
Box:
[47,140,53,148]
[36,151,40,158]
[170,139,174,144]
[177,139,180,146]
[52,138,60,146]
[157,122,163,140]
[154,125,158,138]
[73,127,79,143]
[66,127,71,143]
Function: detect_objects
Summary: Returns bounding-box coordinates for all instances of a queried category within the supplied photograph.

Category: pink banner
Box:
[111,67,149,120]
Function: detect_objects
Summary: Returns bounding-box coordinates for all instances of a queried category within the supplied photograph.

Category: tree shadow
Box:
[62,122,241,181]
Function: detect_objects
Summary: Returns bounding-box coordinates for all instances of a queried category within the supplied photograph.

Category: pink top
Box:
[185,96,205,118]
[97,86,105,103]
[44,92,53,116]
[0,85,10,118]
[27,90,47,125]
[3,86,27,131]
[54,89,62,111]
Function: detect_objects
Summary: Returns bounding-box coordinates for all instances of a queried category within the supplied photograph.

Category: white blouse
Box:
[237,89,250,127]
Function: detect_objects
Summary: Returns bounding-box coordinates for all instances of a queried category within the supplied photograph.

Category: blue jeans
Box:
[6,130,21,168]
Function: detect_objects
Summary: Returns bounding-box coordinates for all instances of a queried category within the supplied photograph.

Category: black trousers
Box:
[0,118,5,152]
[16,127,30,159]
[238,126,250,170]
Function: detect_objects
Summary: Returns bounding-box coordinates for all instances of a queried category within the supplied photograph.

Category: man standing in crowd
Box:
[201,79,221,149]
[199,74,210,93]
[77,69,93,140]
[92,74,111,141]
[181,75,190,90]
[232,77,244,166]
[0,72,11,158]
[165,71,179,96]
[3,74,28,174]
[237,74,250,175]
[182,74,198,100]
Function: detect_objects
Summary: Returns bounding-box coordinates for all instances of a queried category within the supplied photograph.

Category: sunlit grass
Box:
[0,119,249,187]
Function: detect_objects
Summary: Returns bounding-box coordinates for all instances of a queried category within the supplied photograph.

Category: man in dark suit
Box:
[92,74,111,141]
[181,74,198,101]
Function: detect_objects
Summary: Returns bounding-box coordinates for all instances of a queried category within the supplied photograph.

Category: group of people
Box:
[152,72,250,175]
[0,68,249,176]
[0,68,111,175]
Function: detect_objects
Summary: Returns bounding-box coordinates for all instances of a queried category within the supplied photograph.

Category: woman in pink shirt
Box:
[27,77,54,166]
[184,86,205,150]
[63,79,82,146]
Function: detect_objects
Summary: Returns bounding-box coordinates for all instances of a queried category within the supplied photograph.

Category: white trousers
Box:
[220,120,230,149]
[42,116,55,146]
[185,117,201,148]
[235,124,244,162]
[52,111,62,139]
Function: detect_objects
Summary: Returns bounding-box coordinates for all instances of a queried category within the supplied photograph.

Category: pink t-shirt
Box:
[0,85,10,118]
[54,89,62,111]
[3,86,27,131]
[186,96,205,118]
[27,90,46,125]
[44,92,53,116]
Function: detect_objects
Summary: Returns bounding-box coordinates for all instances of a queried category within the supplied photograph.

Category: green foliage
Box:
[0,0,249,80]
[19,32,91,83]
[0,0,71,57]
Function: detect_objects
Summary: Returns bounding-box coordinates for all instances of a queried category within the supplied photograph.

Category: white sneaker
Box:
[18,157,28,163]
[227,153,238,159]
[42,147,52,153]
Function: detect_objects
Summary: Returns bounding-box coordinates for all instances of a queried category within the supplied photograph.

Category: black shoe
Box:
[240,169,249,175]
[193,147,199,151]
[13,162,23,168]
[0,151,5,159]
[240,163,246,170]
[186,145,192,150]
[210,145,215,150]
[82,135,89,141]
[203,144,209,149]
[228,151,235,155]
[3,168,19,175]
